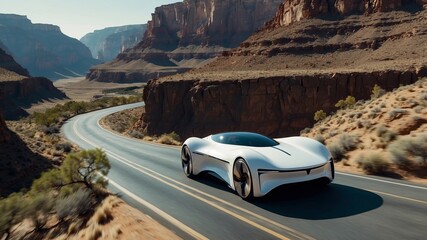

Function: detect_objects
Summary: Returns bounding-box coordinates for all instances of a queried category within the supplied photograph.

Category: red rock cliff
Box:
[139,69,426,139]
[266,0,426,28]
[87,0,283,83]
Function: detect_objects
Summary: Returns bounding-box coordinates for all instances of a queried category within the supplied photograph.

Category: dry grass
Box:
[303,78,427,182]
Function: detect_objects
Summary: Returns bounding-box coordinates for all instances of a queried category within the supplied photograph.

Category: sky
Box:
[0,0,178,39]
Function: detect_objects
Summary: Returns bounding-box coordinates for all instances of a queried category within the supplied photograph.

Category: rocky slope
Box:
[87,0,283,83]
[137,0,427,139]
[0,46,67,120]
[0,47,29,77]
[303,78,427,181]
[0,14,100,80]
[80,24,147,62]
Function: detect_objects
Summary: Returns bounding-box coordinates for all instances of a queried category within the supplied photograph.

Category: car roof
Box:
[210,132,279,147]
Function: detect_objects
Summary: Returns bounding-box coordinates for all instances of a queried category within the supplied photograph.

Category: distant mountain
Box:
[0,14,100,80]
[80,24,147,62]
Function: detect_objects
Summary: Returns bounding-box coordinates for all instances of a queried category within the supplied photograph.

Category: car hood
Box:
[253,142,328,170]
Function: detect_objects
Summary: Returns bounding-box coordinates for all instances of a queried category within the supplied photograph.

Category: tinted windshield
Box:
[211,132,279,147]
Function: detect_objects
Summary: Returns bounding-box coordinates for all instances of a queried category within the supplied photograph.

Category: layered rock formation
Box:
[138,0,427,138]
[80,24,147,62]
[0,14,100,80]
[266,0,427,28]
[1,46,67,120]
[140,69,426,139]
[87,0,283,83]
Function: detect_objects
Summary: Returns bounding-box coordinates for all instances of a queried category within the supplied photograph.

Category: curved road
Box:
[62,103,427,240]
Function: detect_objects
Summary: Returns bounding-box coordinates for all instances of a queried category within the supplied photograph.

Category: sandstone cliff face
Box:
[0,14,100,80]
[80,24,147,62]
[139,69,426,139]
[266,0,426,27]
[138,1,427,138]
[87,0,283,83]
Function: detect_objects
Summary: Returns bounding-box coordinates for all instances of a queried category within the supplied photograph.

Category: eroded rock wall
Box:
[266,0,425,28]
[139,69,426,138]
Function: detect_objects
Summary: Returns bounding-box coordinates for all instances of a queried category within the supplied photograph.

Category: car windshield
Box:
[211,132,279,147]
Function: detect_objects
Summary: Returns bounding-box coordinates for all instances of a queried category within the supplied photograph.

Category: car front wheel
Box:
[181,146,194,178]
[233,158,253,200]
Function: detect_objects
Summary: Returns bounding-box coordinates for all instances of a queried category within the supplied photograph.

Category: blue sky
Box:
[0,0,178,39]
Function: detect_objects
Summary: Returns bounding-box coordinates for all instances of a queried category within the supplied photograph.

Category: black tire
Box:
[181,146,194,178]
[233,158,253,200]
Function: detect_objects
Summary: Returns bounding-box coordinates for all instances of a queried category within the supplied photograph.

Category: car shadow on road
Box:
[250,182,383,220]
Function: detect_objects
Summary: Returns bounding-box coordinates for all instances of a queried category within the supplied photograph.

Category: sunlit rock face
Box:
[86,0,283,83]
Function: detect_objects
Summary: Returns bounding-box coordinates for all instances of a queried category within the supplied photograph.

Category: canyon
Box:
[0,14,99,80]
[138,0,427,139]
[80,24,147,62]
[87,0,283,83]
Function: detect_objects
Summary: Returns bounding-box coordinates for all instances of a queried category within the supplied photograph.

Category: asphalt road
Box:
[62,103,427,240]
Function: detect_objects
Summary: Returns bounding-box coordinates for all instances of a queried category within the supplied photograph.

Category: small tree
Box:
[371,84,386,99]
[62,148,110,191]
[335,96,356,109]
[314,110,327,122]
[31,148,110,195]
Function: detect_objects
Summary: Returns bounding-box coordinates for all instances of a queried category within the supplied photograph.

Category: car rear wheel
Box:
[233,158,253,200]
[181,146,194,178]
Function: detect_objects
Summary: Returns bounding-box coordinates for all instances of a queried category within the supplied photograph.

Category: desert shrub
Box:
[375,124,397,148]
[314,110,327,122]
[127,130,144,139]
[388,134,427,169]
[54,142,73,153]
[24,194,54,231]
[356,152,390,174]
[300,127,312,135]
[388,109,408,120]
[157,132,181,145]
[414,106,424,114]
[335,96,356,109]
[327,134,359,161]
[0,192,26,238]
[314,134,325,144]
[56,189,94,221]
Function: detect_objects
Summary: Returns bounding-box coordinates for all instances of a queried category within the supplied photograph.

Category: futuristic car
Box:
[181,132,334,199]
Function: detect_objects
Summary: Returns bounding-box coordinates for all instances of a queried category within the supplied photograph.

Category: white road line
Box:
[336,172,427,190]
[71,117,208,240]
[107,177,208,240]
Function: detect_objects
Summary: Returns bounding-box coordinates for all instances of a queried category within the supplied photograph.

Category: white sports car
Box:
[181,132,334,199]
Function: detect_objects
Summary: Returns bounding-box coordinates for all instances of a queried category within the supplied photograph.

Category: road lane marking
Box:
[337,172,427,190]
[107,177,208,240]
[71,118,207,240]
[72,117,309,240]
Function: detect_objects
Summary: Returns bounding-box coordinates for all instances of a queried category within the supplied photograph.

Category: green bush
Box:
[371,84,386,99]
[356,152,390,174]
[335,96,356,109]
[314,110,327,122]
[0,192,26,238]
